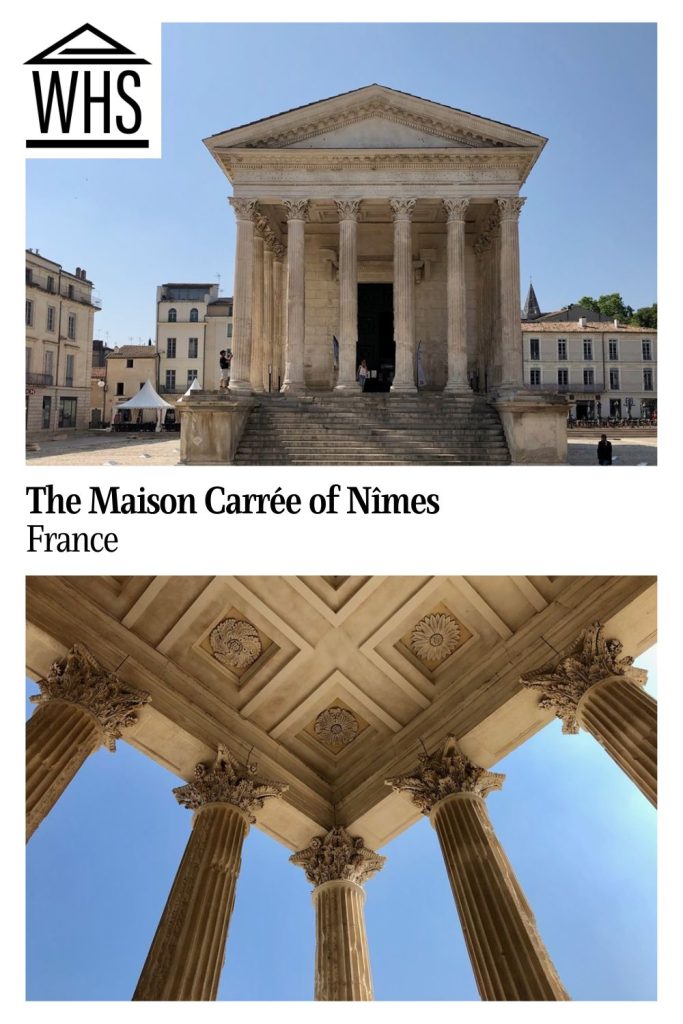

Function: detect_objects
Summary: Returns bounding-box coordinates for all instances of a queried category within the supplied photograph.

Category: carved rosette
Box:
[173,744,287,823]
[228,197,258,221]
[519,622,647,735]
[334,199,362,221]
[443,198,470,222]
[29,643,150,752]
[386,735,505,814]
[389,198,416,221]
[290,826,385,887]
[410,612,461,664]
[496,196,526,221]
[209,617,262,671]
[283,199,310,222]
[314,707,359,749]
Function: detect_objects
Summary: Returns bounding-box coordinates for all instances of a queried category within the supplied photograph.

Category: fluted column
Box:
[228,197,257,393]
[443,198,471,392]
[272,246,285,390]
[249,225,266,392]
[388,737,569,1001]
[496,197,526,390]
[521,622,656,806]
[334,199,361,391]
[291,826,385,1001]
[26,644,150,842]
[134,745,287,1001]
[281,199,309,393]
[390,198,417,392]
[262,240,275,390]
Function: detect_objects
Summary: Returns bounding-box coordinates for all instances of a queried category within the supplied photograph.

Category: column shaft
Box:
[26,699,102,841]
[263,245,274,390]
[133,803,248,1001]
[272,256,284,390]
[390,200,417,392]
[250,232,265,392]
[228,199,256,393]
[313,879,373,1000]
[281,202,308,392]
[444,200,470,392]
[577,676,657,806]
[335,201,360,390]
[497,198,525,390]
[431,793,569,1001]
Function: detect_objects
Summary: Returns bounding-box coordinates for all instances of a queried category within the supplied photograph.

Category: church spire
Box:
[522,280,542,320]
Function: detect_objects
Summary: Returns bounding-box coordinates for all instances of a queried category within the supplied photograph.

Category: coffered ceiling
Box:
[26,575,656,851]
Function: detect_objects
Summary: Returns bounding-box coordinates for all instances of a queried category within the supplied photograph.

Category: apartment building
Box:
[156,283,233,394]
[522,319,657,420]
[25,250,100,432]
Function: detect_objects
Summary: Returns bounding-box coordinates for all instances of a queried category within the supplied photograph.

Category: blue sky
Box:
[26,646,656,1001]
[25,22,656,348]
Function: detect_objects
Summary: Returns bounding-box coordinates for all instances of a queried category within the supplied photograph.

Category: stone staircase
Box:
[232,393,510,465]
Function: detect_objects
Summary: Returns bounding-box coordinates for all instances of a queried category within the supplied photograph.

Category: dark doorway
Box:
[357,284,394,391]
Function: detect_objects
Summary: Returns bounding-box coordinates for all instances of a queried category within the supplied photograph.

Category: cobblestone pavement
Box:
[26,432,182,466]
[26,431,658,467]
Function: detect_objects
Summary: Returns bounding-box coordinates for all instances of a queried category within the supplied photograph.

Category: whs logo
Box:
[25,23,159,155]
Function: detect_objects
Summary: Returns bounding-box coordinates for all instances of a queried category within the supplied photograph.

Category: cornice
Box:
[219,148,537,173]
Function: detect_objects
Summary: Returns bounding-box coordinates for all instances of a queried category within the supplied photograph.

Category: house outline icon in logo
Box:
[25,23,150,65]
[25,24,152,149]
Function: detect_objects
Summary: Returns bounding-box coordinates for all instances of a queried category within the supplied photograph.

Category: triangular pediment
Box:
[284,114,491,150]
[205,84,546,153]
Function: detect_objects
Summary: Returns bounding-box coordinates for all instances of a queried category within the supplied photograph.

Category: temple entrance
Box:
[357,283,394,391]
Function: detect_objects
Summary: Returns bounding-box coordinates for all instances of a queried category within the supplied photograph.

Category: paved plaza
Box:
[26,431,657,467]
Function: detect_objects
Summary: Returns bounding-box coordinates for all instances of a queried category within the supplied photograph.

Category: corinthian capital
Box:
[30,643,151,752]
[283,199,310,222]
[520,622,647,734]
[443,198,470,222]
[254,214,270,240]
[173,744,288,822]
[386,735,504,814]
[290,826,385,887]
[228,197,258,221]
[334,199,362,221]
[389,198,416,221]
[496,197,526,220]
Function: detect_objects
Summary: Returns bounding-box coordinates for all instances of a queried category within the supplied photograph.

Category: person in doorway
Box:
[597,434,613,465]
[357,358,368,390]
[219,350,231,389]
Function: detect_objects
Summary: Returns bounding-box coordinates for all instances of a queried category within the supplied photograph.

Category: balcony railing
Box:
[556,384,606,394]
[26,372,54,386]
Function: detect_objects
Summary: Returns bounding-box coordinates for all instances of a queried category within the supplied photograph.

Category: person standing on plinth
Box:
[219,350,231,390]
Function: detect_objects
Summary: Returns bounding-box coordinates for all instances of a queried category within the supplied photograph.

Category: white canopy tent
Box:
[110,380,172,433]
[177,378,202,401]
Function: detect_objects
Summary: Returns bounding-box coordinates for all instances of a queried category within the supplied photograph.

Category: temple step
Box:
[233,394,511,465]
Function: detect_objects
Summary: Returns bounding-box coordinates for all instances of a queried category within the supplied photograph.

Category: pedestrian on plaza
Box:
[597,434,613,466]
[357,358,368,390]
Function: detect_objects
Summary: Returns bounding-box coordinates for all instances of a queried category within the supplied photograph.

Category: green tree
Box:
[631,303,657,328]
[575,293,634,322]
